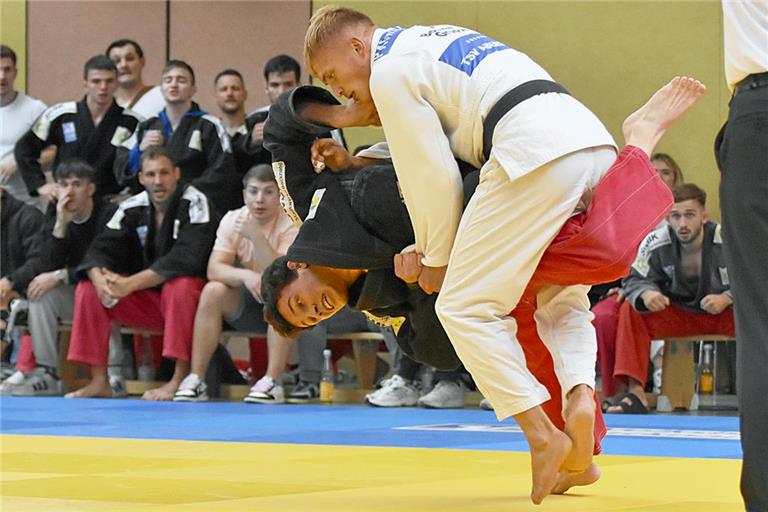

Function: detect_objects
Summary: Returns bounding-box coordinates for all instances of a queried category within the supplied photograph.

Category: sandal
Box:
[604,392,649,414]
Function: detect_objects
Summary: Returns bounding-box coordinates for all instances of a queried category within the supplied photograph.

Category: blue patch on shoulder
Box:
[374,27,403,61]
[438,33,508,76]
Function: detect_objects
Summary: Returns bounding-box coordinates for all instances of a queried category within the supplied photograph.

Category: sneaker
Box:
[11,368,62,396]
[0,363,17,382]
[173,373,208,402]
[285,381,320,403]
[479,398,494,411]
[244,376,284,404]
[365,374,419,407]
[418,380,466,409]
[0,370,26,395]
[109,375,128,398]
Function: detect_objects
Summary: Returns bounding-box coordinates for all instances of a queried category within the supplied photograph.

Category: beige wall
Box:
[25,0,309,114]
[1,0,27,92]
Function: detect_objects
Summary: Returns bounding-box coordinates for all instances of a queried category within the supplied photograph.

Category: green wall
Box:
[315,0,728,219]
[0,0,27,91]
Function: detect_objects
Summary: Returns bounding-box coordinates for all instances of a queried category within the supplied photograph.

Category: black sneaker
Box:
[285,381,319,403]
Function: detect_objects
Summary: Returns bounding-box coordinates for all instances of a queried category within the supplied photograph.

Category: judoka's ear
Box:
[287,261,308,270]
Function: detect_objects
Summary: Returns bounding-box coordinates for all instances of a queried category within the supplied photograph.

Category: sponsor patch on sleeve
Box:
[62,122,77,143]
[306,188,326,220]
[188,129,203,151]
[111,126,133,147]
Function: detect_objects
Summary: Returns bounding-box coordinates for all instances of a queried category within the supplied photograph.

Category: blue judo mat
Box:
[0,397,742,460]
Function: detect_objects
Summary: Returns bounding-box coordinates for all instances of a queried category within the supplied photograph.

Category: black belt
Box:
[734,71,768,96]
[482,80,571,162]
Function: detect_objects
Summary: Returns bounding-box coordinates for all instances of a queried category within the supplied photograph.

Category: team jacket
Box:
[14,97,140,197]
[369,25,616,267]
[622,221,732,314]
[0,191,44,293]
[39,197,118,284]
[114,103,241,213]
[78,183,217,282]
[264,86,460,369]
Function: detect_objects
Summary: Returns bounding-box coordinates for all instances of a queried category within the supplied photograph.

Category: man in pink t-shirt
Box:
[174,164,298,402]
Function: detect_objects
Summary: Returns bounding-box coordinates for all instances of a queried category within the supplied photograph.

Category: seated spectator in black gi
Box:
[237,54,346,170]
[106,39,165,120]
[0,188,44,380]
[15,55,140,204]
[3,161,120,397]
[213,68,252,175]
[115,60,241,214]
[66,147,217,400]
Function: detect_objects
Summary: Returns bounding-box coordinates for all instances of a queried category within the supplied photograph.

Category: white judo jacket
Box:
[369,25,616,267]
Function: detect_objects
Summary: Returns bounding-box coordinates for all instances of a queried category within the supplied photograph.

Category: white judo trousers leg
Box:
[534,284,597,417]
[436,146,615,421]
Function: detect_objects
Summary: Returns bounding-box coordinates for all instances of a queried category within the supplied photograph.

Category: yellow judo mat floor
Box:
[0,398,744,511]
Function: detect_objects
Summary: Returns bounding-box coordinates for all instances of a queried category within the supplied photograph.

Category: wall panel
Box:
[27,0,166,106]
[169,0,310,114]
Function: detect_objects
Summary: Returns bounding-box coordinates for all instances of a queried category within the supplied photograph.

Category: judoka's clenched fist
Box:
[394,252,423,283]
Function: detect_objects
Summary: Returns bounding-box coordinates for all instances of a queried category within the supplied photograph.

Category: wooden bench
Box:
[656,334,735,412]
[52,322,387,393]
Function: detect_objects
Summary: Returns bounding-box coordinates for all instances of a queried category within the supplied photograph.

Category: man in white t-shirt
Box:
[0,45,47,208]
[174,163,299,403]
[106,39,164,120]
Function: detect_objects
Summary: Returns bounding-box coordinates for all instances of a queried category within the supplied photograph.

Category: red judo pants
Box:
[67,276,205,366]
[516,145,673,454]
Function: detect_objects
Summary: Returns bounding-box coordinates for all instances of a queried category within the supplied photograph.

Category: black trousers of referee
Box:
[716,80,768,512]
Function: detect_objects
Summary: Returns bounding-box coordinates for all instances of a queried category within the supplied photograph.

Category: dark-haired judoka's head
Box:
[262,256,360,335]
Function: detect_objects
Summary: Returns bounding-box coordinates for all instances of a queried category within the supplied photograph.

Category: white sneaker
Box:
[174,373,208,402]
[244,376,284,404]
[365,374,419,407]
[418,380,466,409]
[11,368,62,396]
[479,398,494,411]
[0,370,26,396]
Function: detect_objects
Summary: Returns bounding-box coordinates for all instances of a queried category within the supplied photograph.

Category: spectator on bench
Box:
[0,187,44,392]
[173,164,298,403]
[8,160,119,396]
[66,146,217,400]
[15,55,140,204]
[595,183,735,413]
[115,60,241,214]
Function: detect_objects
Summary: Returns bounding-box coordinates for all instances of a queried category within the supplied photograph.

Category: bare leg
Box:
[265,326,297,381]
[65,365,112,398]
[143,360,190,400]
[188,282,240,378]
[562,384,596,473]
[622,76,706,156]
[514,406,572,505]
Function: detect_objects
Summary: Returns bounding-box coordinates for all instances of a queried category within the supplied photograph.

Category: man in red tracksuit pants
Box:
[66,146,217,401]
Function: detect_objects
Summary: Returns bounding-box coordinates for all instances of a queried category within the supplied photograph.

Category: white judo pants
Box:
[435,145,616,421]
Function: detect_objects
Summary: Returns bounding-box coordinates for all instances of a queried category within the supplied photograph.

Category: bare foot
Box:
[530,429,572,505]
[142,381,180,401]
[552,463,602,495]
[65,379,113,398]
[563,384,596,473]
[622,76,706,156]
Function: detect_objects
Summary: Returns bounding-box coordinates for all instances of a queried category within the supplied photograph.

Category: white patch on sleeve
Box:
[111,126,133,147]
[182,185,211,224]
[714,223,723,244]
[106,208,125,230]
[306,188,326,220]
[173,219,180,239]
[188,129,203,151]
[106,191,149,229]
[719,267,729,286]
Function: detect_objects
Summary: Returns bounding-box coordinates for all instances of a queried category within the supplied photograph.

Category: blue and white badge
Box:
[62,122,77,143]
[136,225,148,247]
[438,33,508,76]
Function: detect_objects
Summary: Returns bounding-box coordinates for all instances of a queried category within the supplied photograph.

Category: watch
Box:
[54,269,68,284]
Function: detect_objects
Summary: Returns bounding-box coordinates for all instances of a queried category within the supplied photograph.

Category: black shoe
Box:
[285,381,319,403]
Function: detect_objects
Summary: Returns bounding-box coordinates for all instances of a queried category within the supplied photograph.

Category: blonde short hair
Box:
[304,5,374,70]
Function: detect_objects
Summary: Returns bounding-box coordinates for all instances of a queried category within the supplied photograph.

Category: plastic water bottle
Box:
[699,344,714,394]
[319,349,334,403]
